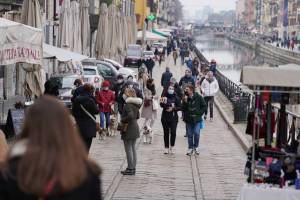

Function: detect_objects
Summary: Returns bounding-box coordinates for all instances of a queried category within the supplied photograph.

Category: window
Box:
[97,63,113,77]
[83,68,97,75]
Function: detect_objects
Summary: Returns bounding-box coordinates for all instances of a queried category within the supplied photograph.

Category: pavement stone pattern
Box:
[89,55,247,200]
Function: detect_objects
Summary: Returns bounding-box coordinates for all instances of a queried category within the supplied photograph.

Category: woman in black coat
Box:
[160,85,181,155]
[72,84,99,151]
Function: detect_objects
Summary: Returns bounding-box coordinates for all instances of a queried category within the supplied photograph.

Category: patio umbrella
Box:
[70,0,81,53]
[80,0,90,56]
[122,16,128,54]
[95,3,109,59]
[58,0,71,49]
[108,4,117,59]
[21,0,44,98]
[131,15,137,44]
[115,10,122,63]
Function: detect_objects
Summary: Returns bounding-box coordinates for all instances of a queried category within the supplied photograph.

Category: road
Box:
[89,55,246,200]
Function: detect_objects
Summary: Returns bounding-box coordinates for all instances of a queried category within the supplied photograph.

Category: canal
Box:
[195,34,287,84]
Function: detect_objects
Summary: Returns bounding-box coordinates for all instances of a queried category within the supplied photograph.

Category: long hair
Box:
[4,96,100,195]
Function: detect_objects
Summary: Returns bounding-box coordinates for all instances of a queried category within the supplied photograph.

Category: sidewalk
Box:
[89,55,247,200]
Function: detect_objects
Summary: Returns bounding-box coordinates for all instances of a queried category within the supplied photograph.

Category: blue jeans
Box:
[100,112,110,128]
[186,122,201,149]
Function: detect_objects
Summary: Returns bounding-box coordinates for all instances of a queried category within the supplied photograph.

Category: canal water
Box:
[195,34,287,84]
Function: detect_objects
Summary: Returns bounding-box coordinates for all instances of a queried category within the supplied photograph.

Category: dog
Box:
[97,127,106,140]
[108,116,118,136]
[142,125,154,144]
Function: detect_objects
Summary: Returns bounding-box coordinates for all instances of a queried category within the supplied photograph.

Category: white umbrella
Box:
[80,0,90,56]
[108,4,117,59]
[21,0,44,97]
[131,15,137,44]
[58,0,71,50]
[95,3,110,59]
[122,16,128,53]
[70,0,81,53]
[115,10,122,63]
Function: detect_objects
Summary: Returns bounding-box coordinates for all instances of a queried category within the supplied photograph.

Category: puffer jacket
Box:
[96,90,115,113]
[201,77,219,97]
[182,92,206,124]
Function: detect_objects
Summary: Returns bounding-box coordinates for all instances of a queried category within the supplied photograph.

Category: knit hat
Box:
[102,80,110,87]
[124,87,136,97]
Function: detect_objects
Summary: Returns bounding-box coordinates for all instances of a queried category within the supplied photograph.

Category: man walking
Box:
[201,71,219,121]
[161,67,173,88]
[182,84,206,155]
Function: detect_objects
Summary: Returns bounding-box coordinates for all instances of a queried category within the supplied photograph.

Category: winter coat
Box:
[71,86,84,103]
[141,87,158,120]
[173,51,178,59]
[201,77,219,97]
[160,93,181,122]
[72,93,99,139]
[96,90,115,113]
[179,76,195,88]
[143,59,155,72]
[182,92,206,124]
[161,71,173,87]
[0,140,102,200]
[162,83,183,99]
[121,97,143,140]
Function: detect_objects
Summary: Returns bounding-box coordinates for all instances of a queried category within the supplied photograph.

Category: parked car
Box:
[142,51,155,59]
[82,66,103,89]
[124,44,142,68]
[104,58,137,81]
[49,74,82,108]
[82,59,119,89]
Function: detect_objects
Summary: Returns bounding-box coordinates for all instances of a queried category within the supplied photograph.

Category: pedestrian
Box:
[191,57,200,81]
[201,71,219,121]
[120,88,143,175]
[161,67,173,88]
[96,80,115,133]
[44,79,59,97]
[72,83,99,151]
[173,49,178,65]
[159,53,163,66]
[160,85,181,154]
[182,84,206,156]
[143,57,155,77]
[0,130,8,162]
[180,48,185,65]
[113,75,126,115]
[209,59,217,75]
[141,78,158,129]
[185,57,193,69]
[162,77,183,99]
[71,79,84,103]
[137,65,149,91]
[154,47,159,60]
[0,96,102,200]
[291,40,295,51]
[179,69,195,90]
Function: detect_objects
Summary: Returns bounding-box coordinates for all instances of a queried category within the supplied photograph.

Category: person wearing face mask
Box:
[179,69,195,90]
[160,86,181,154]
[96,80,115,132]
[182,84,206,156]
[141,78,157,129]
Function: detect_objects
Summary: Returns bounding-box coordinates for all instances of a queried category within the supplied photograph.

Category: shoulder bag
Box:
[80,105,101,132]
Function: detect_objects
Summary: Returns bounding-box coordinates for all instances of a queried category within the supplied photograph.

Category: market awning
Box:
[43,43,88,62]
[152,29,171,37]
[240,65,300,88]
[137,30,167,41]
[0,18,43,65]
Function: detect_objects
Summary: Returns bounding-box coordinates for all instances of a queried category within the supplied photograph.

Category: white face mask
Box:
[168,89,174,95]
[103,87,109,91]
[122,94,127,100]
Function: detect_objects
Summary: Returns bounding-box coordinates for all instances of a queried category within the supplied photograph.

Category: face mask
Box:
[128,77,133,82]
[103,87,109,91]
[117,79,124,84]
[168,89,174,95]
[122,94,127,100]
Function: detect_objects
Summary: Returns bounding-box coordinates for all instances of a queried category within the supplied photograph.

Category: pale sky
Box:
[180,0,236,12]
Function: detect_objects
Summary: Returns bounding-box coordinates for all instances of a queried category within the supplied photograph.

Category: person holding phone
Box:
[160,85,181,154]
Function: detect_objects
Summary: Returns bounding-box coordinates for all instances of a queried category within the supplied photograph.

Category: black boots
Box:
[121,168,136,175]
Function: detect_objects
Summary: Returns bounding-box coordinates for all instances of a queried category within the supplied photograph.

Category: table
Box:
[237,184,300,200]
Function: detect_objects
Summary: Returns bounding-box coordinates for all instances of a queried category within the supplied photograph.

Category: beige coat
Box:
[0,130,8,162]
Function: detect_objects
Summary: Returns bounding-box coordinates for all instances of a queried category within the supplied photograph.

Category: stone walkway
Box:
[89,55,247,200]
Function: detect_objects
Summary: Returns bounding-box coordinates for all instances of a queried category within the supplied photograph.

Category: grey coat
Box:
[121,97,143,140]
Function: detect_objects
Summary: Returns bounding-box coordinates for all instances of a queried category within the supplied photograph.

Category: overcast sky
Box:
[180,0,236,12]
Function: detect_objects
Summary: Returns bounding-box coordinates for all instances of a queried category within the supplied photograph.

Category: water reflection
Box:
[195,34,287,83]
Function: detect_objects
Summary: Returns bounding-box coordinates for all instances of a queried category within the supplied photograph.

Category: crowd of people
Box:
[0,36,220,199]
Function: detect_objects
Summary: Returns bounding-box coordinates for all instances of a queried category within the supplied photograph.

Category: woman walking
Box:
[0,96,102,199]
[72,83,99,151]
[160,85,181,154]
[120,88,143,175]
[141,78,158,129]
[173,49,178,65]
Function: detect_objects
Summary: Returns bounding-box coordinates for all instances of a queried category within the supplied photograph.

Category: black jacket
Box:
[161,71,173,87]
[179,76,195,88]
[162,83,183,99]
[160,93,181,122]
[72,93,99,139]
[0,157,102,200]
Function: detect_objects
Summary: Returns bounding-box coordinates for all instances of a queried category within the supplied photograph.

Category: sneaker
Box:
[121,168,135,175]
[195,148,200,155]
[164,148,169,154]
[170,147,175,154]
[186,149,193,156]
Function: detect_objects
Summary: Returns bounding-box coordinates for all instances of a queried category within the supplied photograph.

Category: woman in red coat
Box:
[96,81,115,131]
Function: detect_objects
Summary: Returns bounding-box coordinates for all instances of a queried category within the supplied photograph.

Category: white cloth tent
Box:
[80,0,90,56]
[137,30,167,41]
[95,3,109,59]
[0,18,43,65]
[58,0,71,49]
[70,0,81,53]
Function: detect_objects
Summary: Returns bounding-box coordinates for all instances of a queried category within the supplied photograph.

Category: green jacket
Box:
[182,92,206,123]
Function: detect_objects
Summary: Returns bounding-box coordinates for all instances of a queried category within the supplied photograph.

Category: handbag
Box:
[80,105,101,132]
[117,122,128,132]
[152,99,159,111]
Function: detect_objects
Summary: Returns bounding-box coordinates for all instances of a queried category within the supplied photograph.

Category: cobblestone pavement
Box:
[89,55,247,200]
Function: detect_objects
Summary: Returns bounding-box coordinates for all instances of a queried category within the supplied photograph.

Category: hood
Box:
[126,97,143,106]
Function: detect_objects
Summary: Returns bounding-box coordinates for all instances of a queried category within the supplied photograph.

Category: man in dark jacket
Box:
[72,84,99,151]
[179,69,195,89]
[161,67,173,88]
[182,84,206,156]
[71,79,84,103]
[143,57,155,77]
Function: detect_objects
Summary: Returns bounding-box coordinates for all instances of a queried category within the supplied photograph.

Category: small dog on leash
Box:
[142,125,153,144]
[97,127,106,140]
[108,116,118,136]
